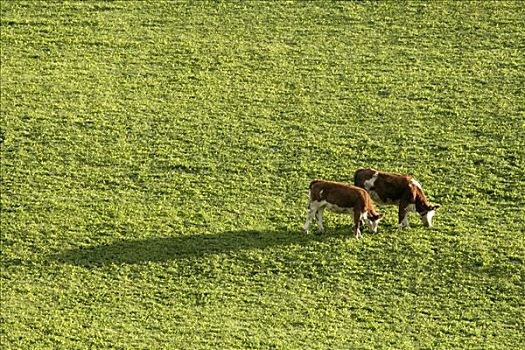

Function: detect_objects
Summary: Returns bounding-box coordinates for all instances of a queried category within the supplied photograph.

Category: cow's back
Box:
[309,180,367,208]
[354,169,418,204]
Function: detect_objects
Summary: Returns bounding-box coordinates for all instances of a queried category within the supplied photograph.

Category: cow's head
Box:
[364,211,384,233]
[419,205,440,227]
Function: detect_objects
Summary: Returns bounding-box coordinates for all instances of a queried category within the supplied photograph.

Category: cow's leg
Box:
[353,210,363,239]
[304,201,319,234]
[315,207,325,233]
[398,202,410,229]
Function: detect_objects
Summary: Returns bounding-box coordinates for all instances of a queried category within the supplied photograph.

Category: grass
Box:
[1,1,524,349]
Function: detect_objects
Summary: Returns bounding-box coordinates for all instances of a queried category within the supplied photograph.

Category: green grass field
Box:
[1,1,524,349]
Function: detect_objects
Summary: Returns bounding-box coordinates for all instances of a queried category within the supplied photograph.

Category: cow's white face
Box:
[364,213,383,233]
[365,218,379,233]
[420,209,436,227]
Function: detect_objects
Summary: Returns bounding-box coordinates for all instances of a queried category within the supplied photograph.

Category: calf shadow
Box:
[53,228,318,267]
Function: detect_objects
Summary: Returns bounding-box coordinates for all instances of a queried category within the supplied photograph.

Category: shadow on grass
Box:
[52,228,321,267]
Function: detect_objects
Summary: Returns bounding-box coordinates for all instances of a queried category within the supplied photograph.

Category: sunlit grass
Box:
[1,1,524,349]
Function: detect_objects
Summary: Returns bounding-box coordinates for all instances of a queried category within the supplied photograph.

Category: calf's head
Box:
[364,211,383,233]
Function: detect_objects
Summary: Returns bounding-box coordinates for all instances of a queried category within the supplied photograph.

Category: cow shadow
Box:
[52,228,322,267]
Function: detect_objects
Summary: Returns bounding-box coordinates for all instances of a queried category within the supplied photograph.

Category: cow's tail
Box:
[307,180,321,207]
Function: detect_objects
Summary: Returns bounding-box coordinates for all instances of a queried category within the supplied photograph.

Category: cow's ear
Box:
[432,205,440,211]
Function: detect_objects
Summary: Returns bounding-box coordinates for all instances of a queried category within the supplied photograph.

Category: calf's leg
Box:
[304,201,319,234]
[353,210,363,239]
[315,207,325,233]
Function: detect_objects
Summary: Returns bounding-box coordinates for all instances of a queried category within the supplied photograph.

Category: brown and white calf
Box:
[354,168,440,228]
[304,180,383,239]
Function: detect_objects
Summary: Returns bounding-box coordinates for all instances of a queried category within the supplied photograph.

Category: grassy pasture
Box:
[1,1,524,349]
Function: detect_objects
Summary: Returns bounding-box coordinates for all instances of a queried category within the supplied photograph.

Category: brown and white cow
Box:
[304,180,383,239]
[354,168,440,228]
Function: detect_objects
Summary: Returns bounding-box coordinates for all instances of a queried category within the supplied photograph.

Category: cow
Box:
[354,168,440,228]
[304,180,383,239]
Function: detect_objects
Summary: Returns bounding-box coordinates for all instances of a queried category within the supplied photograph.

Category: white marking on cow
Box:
[420,209,435,227]
[304,200,325,233]
[316,207,325,232]
[304,204,317,233]
[410,179,422,190]
[363,212,380,233]
[363,173,378,191]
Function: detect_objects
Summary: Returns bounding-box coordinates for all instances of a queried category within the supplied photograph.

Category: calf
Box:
[304,180,383,239]
[354,168,440,228]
